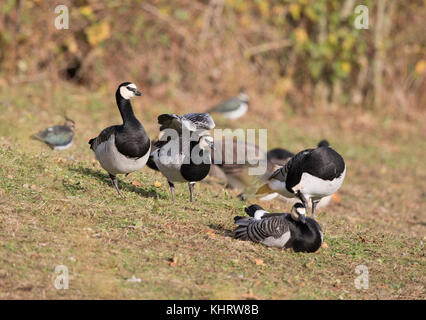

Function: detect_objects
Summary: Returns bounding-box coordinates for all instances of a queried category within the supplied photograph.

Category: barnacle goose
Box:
[234,203,323,252]
[260,140,334,209]
[151,113,215,202]
[256,143,345,216]
[32,117,75,150]
[208,88,249,120]
[88,82,150,196]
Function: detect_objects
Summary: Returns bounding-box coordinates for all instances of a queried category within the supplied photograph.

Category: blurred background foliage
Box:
[0,0,424,114]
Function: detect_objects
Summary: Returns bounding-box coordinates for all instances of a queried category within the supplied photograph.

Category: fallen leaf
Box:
[332,193,341,203]
[132,180,142,187]
[154,181,162,187]
[321,243,329,248]
[254,258,265,266]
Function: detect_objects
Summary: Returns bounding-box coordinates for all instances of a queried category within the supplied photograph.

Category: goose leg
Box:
[311,199,320,217]
[109,173,122,197]
[168,180,175,202]
[188,182,195,203]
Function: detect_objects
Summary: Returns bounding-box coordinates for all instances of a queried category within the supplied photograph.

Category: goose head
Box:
[198,133,215,151]
[118,82,142,100]
[291,203,307,224]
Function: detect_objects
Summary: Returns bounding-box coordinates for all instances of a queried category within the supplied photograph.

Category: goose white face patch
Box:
[120,83,137,100]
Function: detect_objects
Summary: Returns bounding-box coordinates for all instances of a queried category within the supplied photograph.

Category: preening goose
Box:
[208,88,249,120]
[234,203,323,253]
[256,144,345,216]
[88,82,150,196]
[260,140,334,209]
[32,117,75,150]
[151,112,215,202]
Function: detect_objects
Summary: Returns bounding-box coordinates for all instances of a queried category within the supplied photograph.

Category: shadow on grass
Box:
[68,166,167,199]
[209,223,234,238]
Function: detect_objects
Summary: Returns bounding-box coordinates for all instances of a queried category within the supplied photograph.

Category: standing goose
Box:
[32,117,75,150]
[88,82,150,196]
[208,88,249,120]
[151,113,215,202]
[260,140,334,209]
[234,203,323,252]
[256,144,345,216]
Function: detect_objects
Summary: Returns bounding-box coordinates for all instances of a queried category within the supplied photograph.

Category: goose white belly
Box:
[298,167,346,199]
[153,149,187,183]
[222,103,248,119]
[94,135,150,175]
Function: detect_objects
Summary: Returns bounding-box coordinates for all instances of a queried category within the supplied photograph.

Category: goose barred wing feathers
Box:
[234,215,291,245]
[158,113,215,133]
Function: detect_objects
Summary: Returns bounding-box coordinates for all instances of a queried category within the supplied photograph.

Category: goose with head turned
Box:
[256,142,345,216]
[151,112,215,202]
[89,82,151,196]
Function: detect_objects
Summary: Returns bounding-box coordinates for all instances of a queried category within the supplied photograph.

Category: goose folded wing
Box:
[247,216,290,243]
[182,113,215,130]
[89,126,117,151]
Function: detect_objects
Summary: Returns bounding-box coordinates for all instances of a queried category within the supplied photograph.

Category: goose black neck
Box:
[116,91,140,126]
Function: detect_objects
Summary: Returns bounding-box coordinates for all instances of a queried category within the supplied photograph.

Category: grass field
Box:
[0,82,424,299]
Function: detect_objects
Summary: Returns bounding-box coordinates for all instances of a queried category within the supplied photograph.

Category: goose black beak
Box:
[135,90,142,96]
[209,141,216,150]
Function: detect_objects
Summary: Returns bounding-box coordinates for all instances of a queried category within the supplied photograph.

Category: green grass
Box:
[0,82,425,299]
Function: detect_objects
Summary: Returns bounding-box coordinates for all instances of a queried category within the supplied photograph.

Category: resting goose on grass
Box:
[208,88,249,120]
[234,203,323,252]
[32,117,75,150]
[88,82,150,196]
[151,113,215,202]
[256,144,345,216]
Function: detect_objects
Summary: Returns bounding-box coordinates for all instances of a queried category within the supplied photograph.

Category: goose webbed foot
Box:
[168,180,175,203]
[109,173,123,197]
[188,182,195,203]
